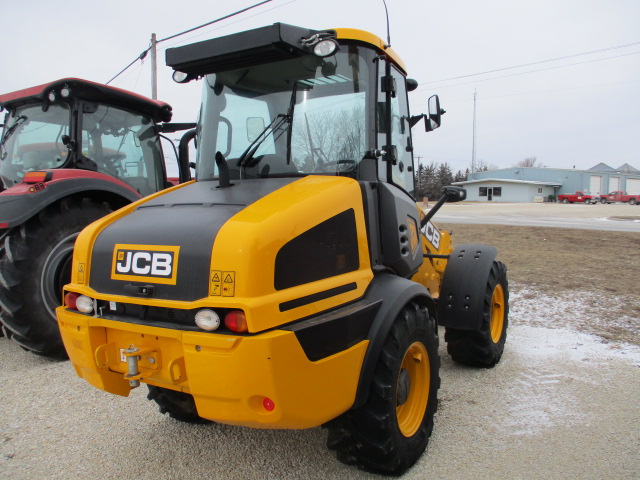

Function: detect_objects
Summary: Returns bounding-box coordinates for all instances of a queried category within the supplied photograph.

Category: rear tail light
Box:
[194,309,221,331]
[224,310,248,333]
[64,292,79,310]
[64,292,94,314]
[75,295,94,314]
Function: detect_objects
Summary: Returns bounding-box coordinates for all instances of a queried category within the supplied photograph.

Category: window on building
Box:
[493,187,502,197]
[479,187,487,196]
[538,187,543,194]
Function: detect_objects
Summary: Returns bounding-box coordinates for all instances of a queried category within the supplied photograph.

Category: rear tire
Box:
[326,302,440,475]
[562,198,568,203]
[630,198,637,205]
[444,260,509,368]
[0,197,111,358]
[147,385,210,424]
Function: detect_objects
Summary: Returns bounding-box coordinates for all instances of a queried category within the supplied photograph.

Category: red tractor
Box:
[0,78,193,357]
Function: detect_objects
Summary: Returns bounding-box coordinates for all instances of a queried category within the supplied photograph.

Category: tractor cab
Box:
[0,78,173,195]
[168,24,441,193]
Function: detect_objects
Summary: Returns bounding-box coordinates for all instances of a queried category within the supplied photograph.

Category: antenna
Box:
[382,0,391,47]
[471,89,477,174]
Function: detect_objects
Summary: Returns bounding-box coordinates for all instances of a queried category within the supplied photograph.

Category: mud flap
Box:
[436,244,497,330]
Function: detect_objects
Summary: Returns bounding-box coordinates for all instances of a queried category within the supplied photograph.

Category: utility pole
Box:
[471,89,477,175]
[150,33,158,100]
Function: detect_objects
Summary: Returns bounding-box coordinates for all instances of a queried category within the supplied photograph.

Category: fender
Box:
[353,272,436,408]
[436,243,498,330]
[0,171,141,229]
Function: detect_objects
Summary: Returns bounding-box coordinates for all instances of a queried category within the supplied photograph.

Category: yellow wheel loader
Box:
[56,24,508,476]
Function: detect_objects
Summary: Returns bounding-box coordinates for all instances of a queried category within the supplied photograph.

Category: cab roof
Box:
[166,23,407,78]
[0,78,173,123]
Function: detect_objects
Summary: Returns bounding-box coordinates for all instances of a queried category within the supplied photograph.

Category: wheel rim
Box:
[490,284,505,343]
[41,232,79,320]
[396,341,430,437]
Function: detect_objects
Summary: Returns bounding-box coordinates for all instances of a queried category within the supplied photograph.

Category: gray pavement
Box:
[428,202,640,232]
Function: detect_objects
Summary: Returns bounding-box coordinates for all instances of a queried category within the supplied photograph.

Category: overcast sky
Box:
[2,0,639,174]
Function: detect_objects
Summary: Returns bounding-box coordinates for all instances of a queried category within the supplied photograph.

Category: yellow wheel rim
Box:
[490,284,505,343]
[396,341,430,437]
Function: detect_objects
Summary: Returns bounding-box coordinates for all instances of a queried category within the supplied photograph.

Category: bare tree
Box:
[515,157,545,168]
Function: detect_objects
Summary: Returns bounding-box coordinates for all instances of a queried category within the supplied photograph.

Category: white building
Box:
[453,179,560,202]
[453,163,640,202]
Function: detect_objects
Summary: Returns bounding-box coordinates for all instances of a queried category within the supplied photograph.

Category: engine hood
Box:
[88,178,298,301]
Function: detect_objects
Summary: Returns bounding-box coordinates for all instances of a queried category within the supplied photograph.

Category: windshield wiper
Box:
[237,113,288,168]
[237,83,299,169]
[286,82,298,165]
[0,115,28,154]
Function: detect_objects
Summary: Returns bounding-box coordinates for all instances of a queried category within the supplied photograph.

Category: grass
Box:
[440,223,640,344]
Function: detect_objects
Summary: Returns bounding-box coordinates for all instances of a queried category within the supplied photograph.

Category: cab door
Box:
[376,59,422,278]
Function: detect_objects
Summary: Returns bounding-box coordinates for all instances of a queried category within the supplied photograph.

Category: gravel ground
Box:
[2,203,639,479]
[1,304,639,479]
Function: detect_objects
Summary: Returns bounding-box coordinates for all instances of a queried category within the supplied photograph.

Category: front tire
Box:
[147,385,210,424]
[0,197,111,358]
[327,302,440,476]
[444,260,509,367]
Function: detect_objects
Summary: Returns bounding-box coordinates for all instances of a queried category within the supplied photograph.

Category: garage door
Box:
[610,177,620,192]
[590,175,602,194]
[627,178,640,195]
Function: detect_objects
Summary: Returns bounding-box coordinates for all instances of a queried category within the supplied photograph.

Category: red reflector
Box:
[224,310,248,333]
[263,397,275,412]
[64,292,79,310]
[0,223,9,229]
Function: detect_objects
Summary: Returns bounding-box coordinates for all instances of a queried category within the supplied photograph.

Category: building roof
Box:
[617,163,639,174]
[588,163,616,172]
[453,178,562,187]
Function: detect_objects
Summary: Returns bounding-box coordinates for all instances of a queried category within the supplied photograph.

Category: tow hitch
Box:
[122,345,160,387]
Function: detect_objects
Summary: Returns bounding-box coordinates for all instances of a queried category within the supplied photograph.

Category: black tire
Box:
[630,198,637,205]
[601,198,607,204]
[326,302,440,476]
[147,385,211,424]
[444,260,509,368]
[0,240,5,338]
[0,197,111,358]
[562,198,568,204]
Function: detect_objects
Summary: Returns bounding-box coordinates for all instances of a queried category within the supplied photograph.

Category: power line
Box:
[420,41,640,86]
[106,0,274,85]
[106,48,151,85]
[416,50,640,92]
[156,0,300,52]
[413,79,640,107]
[157,0,273,43]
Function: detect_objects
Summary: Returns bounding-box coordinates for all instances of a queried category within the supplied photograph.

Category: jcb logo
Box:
[422,221,441,250]
[111,244,180,285]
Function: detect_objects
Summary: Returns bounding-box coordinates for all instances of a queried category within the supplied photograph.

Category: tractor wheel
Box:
[0,197,111,358]
[147,385,211,424]
[444,260,509,368]
[326,302,440,476]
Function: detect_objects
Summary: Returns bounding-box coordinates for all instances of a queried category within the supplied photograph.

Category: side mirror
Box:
[61,134,76,149]
[425,95,445,132]
[442,185,466,203]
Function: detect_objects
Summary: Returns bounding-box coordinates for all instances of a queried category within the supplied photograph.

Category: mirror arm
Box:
[420,186,466,228]
[409,114,425,129]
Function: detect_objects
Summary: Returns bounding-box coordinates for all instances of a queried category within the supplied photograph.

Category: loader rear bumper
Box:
[57,307,368,429]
